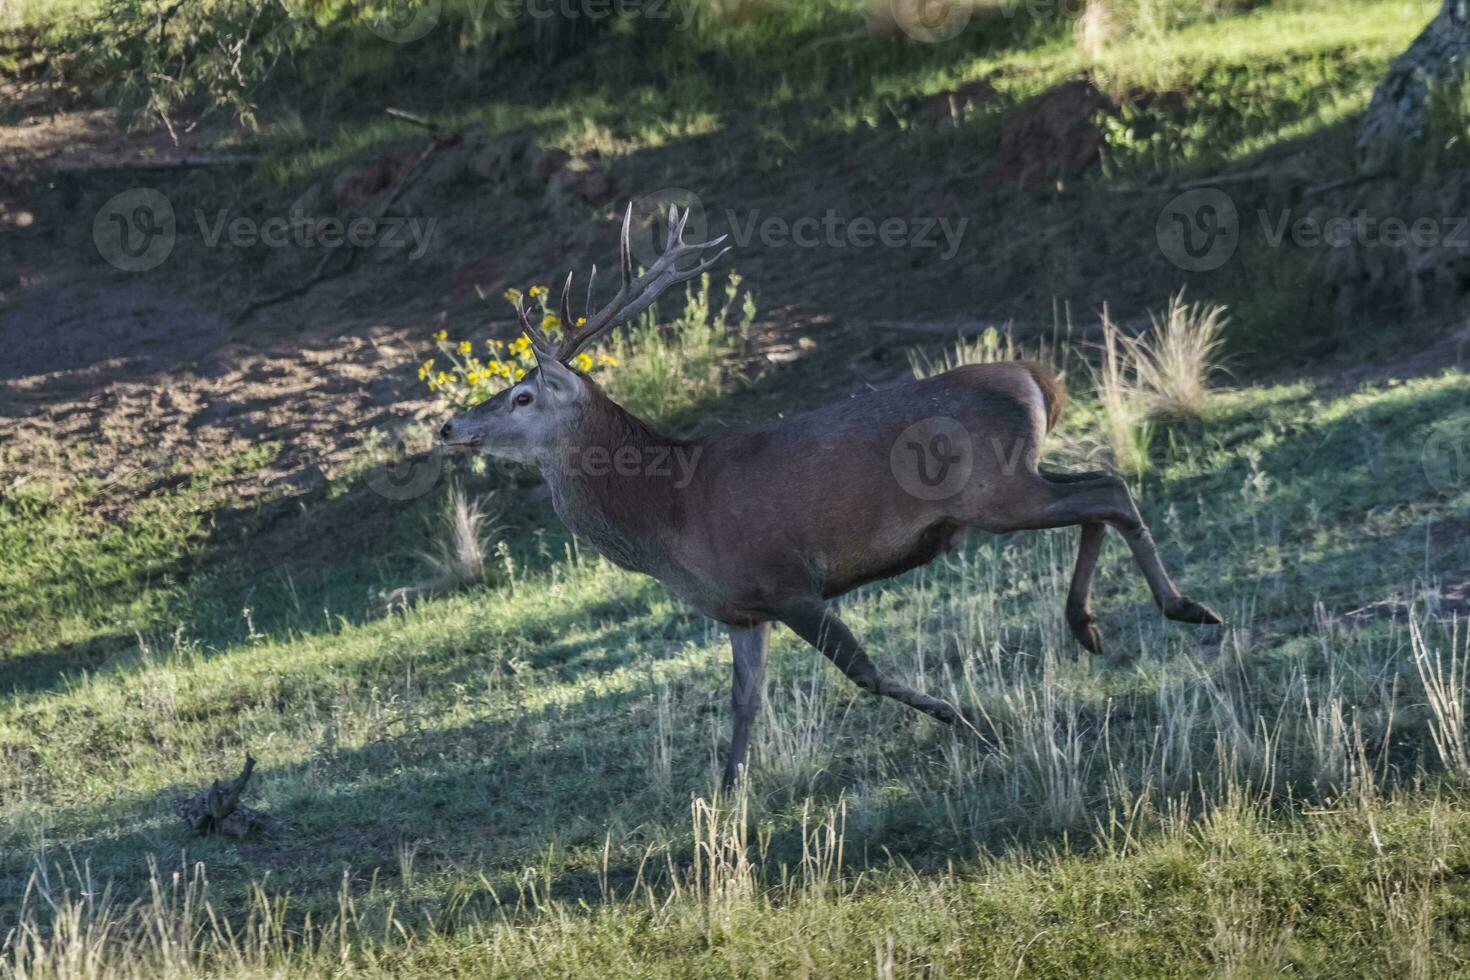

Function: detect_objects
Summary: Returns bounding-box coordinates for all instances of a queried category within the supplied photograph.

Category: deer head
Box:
[438,204,730,464]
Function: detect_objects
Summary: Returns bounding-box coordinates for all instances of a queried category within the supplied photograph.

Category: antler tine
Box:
[665,203,691,251]
[584,264,597,322]
[621,204,635,291]
[578,239,730,341]
[559,270,574,332]
[557,203,733,363]
[517,301,558,360]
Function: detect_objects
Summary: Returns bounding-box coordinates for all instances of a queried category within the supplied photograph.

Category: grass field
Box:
[5,0,1470,974]
[4,356,1469,974]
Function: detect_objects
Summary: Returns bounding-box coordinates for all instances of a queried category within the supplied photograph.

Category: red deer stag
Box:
[440,205,1222,788]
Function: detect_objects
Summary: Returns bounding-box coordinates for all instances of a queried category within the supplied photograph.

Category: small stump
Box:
[180,755,284,839]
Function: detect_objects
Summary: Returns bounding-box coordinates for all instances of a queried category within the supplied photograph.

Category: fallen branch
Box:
[1302,172,1384,199]
[180,754,284,838]
[234,111,459,325]
[50,155,257,174]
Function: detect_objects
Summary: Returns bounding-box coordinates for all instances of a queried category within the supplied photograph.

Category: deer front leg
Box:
[723,622,770,790]
[1041,470,1109,655]
[778,599,961,727]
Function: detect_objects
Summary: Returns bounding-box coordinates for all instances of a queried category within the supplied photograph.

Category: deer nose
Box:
[439,421,454,442]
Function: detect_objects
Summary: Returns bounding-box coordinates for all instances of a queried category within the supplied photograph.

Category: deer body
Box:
[441,206,1222,788]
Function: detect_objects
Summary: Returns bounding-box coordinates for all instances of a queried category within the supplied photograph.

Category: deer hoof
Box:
[1164,596,1223,626]
[1066,611,1104,656]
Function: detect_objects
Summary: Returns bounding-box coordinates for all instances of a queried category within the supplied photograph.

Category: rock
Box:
[332,154,412,206]
[470,132,533,183]
[991,78,1115,187]
[528,146,572,182]
[545,159,618,212]
[908,77,999,128]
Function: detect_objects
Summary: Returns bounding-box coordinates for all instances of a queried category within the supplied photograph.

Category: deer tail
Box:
[1021,361,1066,433]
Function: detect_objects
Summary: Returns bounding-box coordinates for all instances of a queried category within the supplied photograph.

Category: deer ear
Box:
[533,353,579,398]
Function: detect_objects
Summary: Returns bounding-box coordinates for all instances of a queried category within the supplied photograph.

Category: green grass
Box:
[3,362,1468,975]
[7,0,1470,973]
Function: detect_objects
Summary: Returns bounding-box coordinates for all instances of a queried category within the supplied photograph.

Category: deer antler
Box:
[546,203,729,365]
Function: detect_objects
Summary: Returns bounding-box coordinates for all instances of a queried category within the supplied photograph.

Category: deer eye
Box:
[513,391,533,407]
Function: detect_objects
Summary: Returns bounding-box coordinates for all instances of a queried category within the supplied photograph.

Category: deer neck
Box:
[539,394,696,574]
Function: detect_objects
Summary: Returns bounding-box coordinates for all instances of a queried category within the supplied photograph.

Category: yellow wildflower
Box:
[458,341,472,354]
[467,372,480,385]
[574,352,594,373]
[541,314,561,331]
[576,316,587,327]
[514,368,526,380]
[503,288,523,305]
[528,284,549,299]
[434,328,448,342]
[598,353,618,366]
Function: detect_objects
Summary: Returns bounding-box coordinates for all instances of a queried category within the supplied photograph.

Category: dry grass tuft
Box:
[907,325,1018,380]
[1089,292,1228,473]
[1092,309,1153,475]
[1132,290,1229,421]
[381,482,497,608]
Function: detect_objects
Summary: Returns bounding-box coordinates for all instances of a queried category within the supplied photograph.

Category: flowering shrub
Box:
[419,285,618,409]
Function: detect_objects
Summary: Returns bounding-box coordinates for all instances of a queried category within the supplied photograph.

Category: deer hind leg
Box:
[1011,471,1222,630]
[778,599,961,727]
[723,622,770,790]
[1039,470,1107,655]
